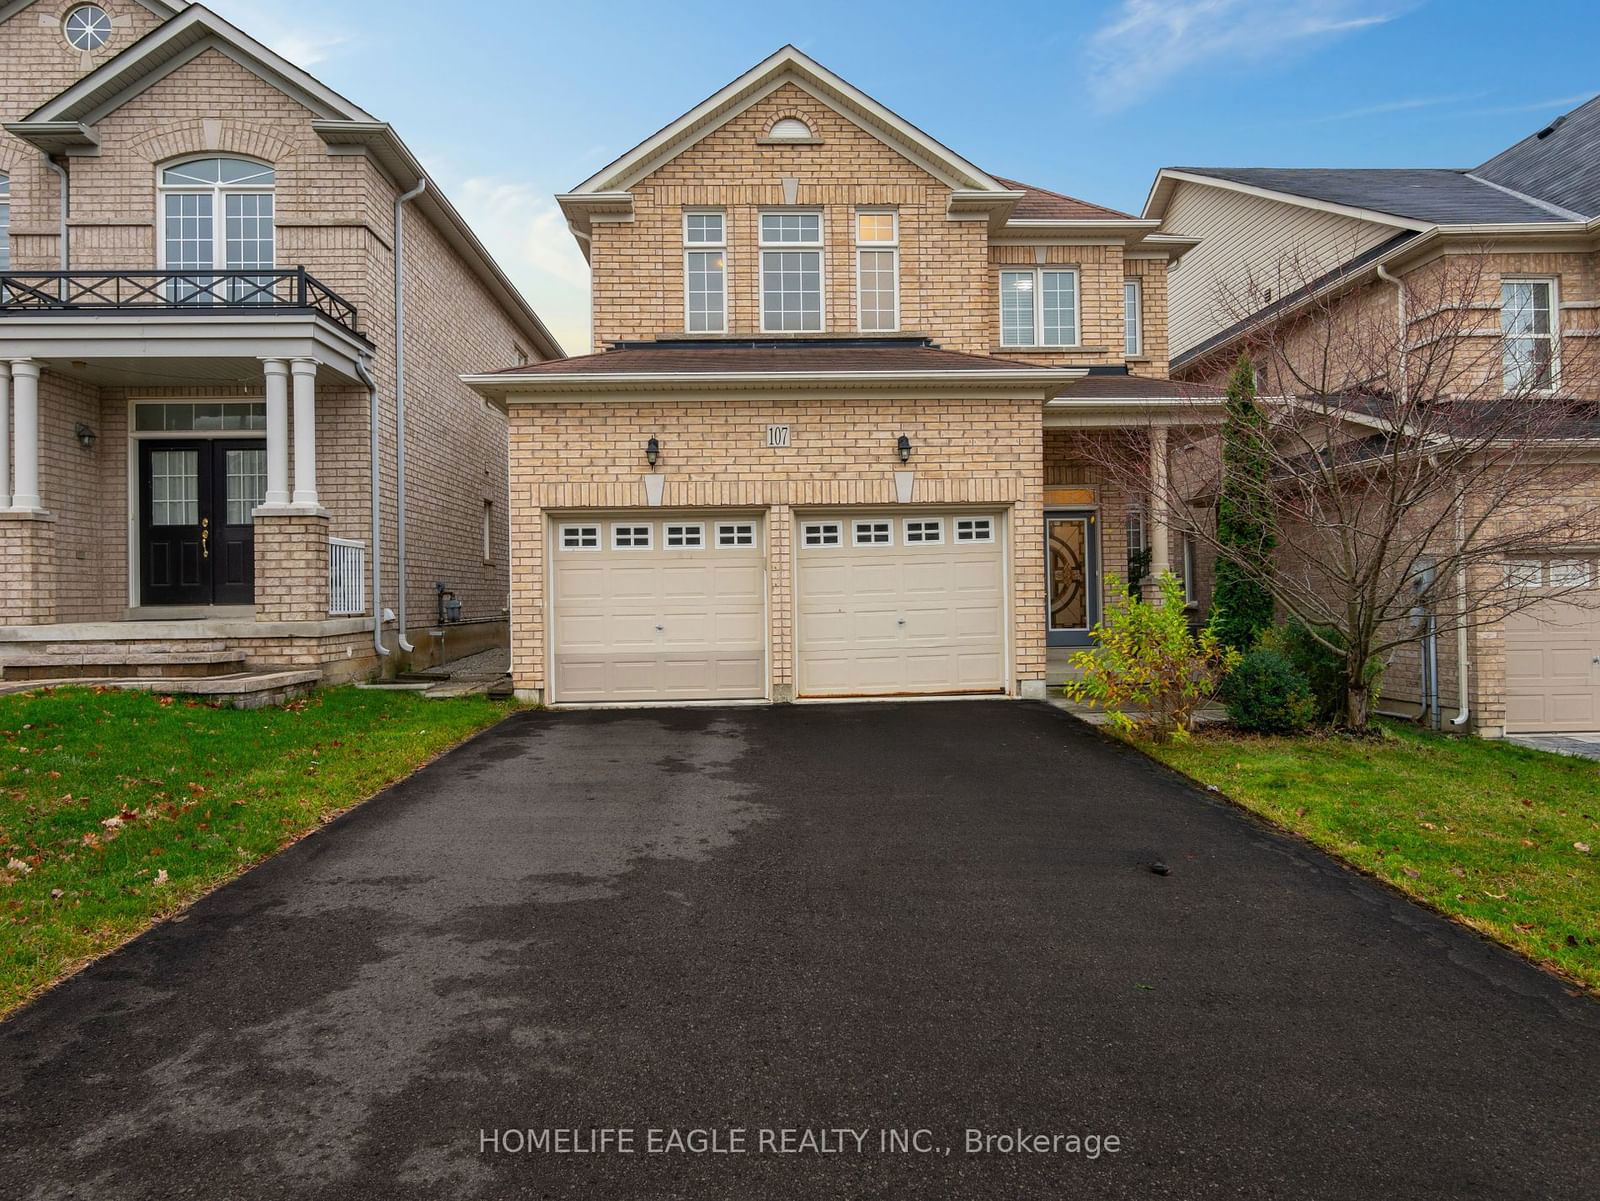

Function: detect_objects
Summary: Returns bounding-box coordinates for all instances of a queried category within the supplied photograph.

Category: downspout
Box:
[354,357,390,659]
[392,177,427,654]
[1451,494,1471,727]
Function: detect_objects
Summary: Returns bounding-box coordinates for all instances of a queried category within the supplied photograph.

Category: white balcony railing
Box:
[328,538,366,617]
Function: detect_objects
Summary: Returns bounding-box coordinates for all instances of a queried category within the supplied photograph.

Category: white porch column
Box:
[9,359,42,512]
[290,357,319,508]
[261,358,291,507]
[1147,425,1172,592]
[0,361,11,509]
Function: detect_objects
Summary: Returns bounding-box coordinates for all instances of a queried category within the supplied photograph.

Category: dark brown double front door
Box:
[138,439,266,606]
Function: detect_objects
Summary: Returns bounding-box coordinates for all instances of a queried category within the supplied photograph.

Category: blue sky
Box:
[209,0,1598,353]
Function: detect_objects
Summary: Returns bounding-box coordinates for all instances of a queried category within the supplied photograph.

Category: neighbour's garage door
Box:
[1505,562,1600,733]
[795,511,1006,698]
[550,516,765,704]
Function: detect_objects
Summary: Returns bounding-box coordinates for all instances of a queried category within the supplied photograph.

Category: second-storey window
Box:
[159,157,275,304]
[856,210,898,331]
[999,268,1078,348]
[0,174,9,271]
[1124,279,1143,356]
[1501,278,1558,393]
[684,211,726,333]
[760,211,823,332]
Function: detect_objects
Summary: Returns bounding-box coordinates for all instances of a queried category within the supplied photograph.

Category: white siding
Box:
[1163,181,1399,358]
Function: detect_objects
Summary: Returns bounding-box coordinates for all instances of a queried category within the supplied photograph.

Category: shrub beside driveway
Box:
[1147,724,1600,993]
[0,686,516,1017]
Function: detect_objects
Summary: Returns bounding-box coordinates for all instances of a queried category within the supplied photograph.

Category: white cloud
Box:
[451,177,593,355]
[1086,0,1409,111]
[1305,91,1484,123]
[201,3,351,68]
[1460,93,1595,118]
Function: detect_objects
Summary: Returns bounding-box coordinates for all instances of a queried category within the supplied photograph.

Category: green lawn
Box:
[0,686,518,1017]
[1146,724,1600,993]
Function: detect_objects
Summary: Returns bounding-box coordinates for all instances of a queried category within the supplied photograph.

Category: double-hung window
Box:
[855,210,898,331]
[1501,278,1558,393]
[159,157,275,304]
[999,268,1078,348]
[1124,279,1143,356]
[684,211,726,333]
[760,211,823,332]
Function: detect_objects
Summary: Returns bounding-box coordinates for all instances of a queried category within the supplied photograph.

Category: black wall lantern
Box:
[896,433,912,463]
[645,436,661,467]
[74,423,96,450]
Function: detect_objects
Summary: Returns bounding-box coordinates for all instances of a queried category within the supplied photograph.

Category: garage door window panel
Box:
[612,523,653,550]
[802,521,842,548]
[717,522,757,548]
[905,518,944,544]
[853,520,893,546]
[665,523,705,549]
[561,524,600,550]
[956,517,993,543]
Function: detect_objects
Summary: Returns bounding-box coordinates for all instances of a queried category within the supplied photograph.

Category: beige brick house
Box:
[470,47,1212,705]
[1149,95,1600,736]
[0,2,559,695]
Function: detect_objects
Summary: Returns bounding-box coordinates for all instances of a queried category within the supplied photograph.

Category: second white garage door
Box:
[550,515,766,704]
[1504,563,1600,733]
[795,511,1007,698]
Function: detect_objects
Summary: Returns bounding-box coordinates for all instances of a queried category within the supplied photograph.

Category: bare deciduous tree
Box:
[1088,249,1600,729]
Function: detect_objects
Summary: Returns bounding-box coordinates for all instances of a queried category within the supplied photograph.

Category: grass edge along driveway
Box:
[0,685,518,1018]
[1143,722,1600,994]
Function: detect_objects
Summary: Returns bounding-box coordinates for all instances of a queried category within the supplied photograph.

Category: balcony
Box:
[0,267,360,336]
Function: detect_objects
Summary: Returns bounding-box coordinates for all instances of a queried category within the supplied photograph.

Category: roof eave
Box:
[463,366,1086,401]
[2,121,99,154]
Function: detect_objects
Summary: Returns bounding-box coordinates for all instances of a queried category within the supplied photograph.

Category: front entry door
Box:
[139,439,267,606]
[1046,512,1098,647]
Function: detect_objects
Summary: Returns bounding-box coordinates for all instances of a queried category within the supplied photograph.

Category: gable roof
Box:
[0,0,183,21]
[568,45,1008,198]
[6,4,560,358]
[990,176,1134,221]
[1474,93,1600,219]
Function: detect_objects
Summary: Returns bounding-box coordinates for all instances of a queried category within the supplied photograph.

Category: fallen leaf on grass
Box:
[1577,842,1592,853]
[1401,867,1421,879]
[153,869,168,887]
[5,857,30,875]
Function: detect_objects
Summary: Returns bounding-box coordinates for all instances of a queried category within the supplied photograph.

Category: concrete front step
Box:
[0,648,249,681]
[0,669,322,709]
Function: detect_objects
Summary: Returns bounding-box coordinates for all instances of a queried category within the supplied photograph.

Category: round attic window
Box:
[768,118,813,140]
[64,5,113,52]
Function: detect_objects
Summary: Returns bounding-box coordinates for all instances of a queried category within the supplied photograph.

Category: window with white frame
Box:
[683,211,726,333]
[904,517,943,544]
[717,522,756,548]
[612,523,652,549]
[0,174,9,271]
[801,521,841,547]
[1124,279,1143,357]
[159,157,275,303]
[1182,535,1198,607]
[1547,560,1594,588]
[760,211,823,332]
[856,211,898,332]
[560,524,599,550]
[1126,509,1146,589]
[482,501,494,561]
[955,516,993,543]
[1505,560,1544,588]
[999,268,1078,347]
[853,519,893,546]
[1501,279,1558,392]
[664,522,704,548]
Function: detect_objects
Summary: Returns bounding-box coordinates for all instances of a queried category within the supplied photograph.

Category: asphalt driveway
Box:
[2,701,1597,1199]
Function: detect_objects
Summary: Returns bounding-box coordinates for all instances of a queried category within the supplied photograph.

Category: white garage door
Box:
[796,511,1007,698]
[1505,563,1600,733]
[550,516,766,703]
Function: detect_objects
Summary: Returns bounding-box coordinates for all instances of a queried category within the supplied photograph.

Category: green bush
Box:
[1064,572,1240,743]
[1220,648,1314,733]
[1262,622,1383,727]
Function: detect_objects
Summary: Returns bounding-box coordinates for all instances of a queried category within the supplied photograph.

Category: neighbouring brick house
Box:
[0,2,560,696]
[469,47,1212,706]
[1149,95,1600,737]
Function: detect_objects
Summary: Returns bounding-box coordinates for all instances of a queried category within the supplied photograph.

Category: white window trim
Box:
[683,210,727,335]
[955,516,994,544]
[610,522,653,551]
[852,519,894,547]
[801,520,842,548]
[559,523,601,551]
[759,209,826,334]
[1124,278,1143,357]
[156,156,276,274]
[1500,275,1561,395]
[903,517,943,544]
[998,267,1081,349]
[855,209,899,333]
[482,500,494,563]
[1182,535,1198,609]
[664,521,706,549]
[716,522,758,549]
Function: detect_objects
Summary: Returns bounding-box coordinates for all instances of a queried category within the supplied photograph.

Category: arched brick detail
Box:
[129,120,297,169]
[0,140,26,175]
[764,112,816,139]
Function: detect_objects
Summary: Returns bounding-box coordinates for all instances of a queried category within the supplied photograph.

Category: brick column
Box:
[1144,425,1172,603]
[253,511,330,622]
[0,512,58,625]
[768,504,794,701]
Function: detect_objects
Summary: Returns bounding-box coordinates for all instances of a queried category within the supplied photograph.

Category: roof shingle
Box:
[991,176,1134,221]
[485,339,1061,376]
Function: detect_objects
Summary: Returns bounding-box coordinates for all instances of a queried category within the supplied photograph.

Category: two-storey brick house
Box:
[1150,94,1600,737]
[471,47,1212,705]
[0,1,560,696]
